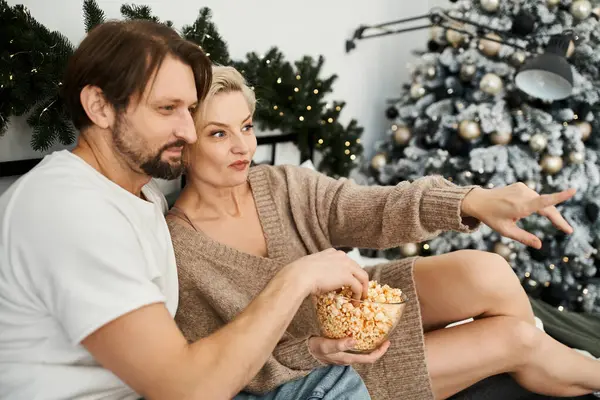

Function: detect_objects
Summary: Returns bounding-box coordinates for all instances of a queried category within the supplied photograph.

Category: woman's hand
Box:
[308,336,390,365]
[461,183,576,249]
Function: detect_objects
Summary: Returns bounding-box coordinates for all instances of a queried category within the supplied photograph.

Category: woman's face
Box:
[186,91,257,188]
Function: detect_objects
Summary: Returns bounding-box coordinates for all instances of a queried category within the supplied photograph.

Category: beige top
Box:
[167,164,478,399]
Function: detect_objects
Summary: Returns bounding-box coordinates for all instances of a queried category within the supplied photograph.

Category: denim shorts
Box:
[233,365,371,400]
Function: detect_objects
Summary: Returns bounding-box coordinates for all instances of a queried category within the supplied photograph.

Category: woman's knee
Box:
[489,317,540,369]
[451,250,523,298]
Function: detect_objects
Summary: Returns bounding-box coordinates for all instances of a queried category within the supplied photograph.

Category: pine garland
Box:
[0,0,363,177]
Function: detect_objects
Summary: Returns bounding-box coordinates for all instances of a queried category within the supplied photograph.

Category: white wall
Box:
[1,0,440,194]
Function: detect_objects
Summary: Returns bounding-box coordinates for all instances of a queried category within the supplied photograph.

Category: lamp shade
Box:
[515,54,573,101]
[514,33,574,101]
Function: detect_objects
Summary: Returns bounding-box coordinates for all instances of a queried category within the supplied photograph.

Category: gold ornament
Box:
[425,66,437,79]
[577,121,592,141]
[525,180,537,190]
[460,63,477,81]
[491,131,512,145]
[459,120,481,140]
[480,0,500,12]
[370,153,387,170]
[529,133,548,152]
[510,51,526,66]
[593,7,600,19]
[567,40,575,58]
[547,0,560,6]
[569,151,585,164]
[410,83,426,99]
[446,24,467,47]
[541,155,564,175]
[479,33,503,57]
[430,25,445,44]
[394,125,412,145]
[494,242,513,261]
[399,243,419,257]
[480,73,504,95]
[571,0,592,19]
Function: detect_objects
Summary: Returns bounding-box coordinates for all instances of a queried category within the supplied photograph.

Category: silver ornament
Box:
[460,63,477,81]
[480,73,504,95]
[491,131,512,145]
[494,242,513,261]
[459,120,481,140]
[410,83,426,99]
[393,125,412,145]
[541,155,564,175]
[571,0,592,19]
[569,151,585,164]
[577,121,592,141]
[399,243,419,257]
[529,133,548,152]
[480,0,500,12]
[370,153,387,169]
[510,51,526,67]
[479,33,502,57]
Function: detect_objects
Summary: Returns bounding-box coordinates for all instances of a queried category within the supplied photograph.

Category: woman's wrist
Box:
[461,187,486,220]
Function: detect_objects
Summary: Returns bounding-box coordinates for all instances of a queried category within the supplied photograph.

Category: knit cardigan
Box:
[166,164,479,400]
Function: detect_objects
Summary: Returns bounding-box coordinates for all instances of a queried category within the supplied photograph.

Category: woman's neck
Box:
[176,177,252,220]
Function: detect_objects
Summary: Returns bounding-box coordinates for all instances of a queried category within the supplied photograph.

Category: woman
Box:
[167,66,600,400]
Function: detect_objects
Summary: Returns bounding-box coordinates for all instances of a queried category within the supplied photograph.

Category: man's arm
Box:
[83,249,369,400]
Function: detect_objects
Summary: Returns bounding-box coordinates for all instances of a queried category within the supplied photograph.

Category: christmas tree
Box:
[366,0,600,315]
[1,0,363,177]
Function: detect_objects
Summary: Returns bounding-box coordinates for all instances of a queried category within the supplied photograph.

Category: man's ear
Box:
[80,85,115,129]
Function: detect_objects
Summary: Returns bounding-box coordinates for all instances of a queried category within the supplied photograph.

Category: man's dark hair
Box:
[62,20,212,130]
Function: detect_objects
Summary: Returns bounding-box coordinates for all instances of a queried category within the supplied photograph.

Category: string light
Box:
[277,77,282,84]
[563,122,568,127]
[423,244,430,250]
[294,87,299,92]
[327,118,333,123]
[563,256,569,263]
[525,272,531,277]
[356,139,361,144]
[335,106,341,111]
[345,149,350,155]
[545,282,551,287]
[583,288,589,295]
[288,96,292,100]
[299,116,304,121]
[266,59,270,64]
[558,306,564,312]
[9,75,13,80]
[279,111,284,116]
[391,124,398,131]
[318,139,324,144]
[306,105,312,110]
[313,89,319,94]
[573,114,579,120]
[296,75,301,80]
[251,86,255,91]
[350,155,356,160]
[345,141,350,146]
[206,53,211,57]
[549,264,555,270]
[273,105,278,110]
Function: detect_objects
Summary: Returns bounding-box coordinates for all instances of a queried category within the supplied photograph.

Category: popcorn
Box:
[314,281,406,352]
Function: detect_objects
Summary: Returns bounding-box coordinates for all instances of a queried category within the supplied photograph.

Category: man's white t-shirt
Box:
[0,150,179,400]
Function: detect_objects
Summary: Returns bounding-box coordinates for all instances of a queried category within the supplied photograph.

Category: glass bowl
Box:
[313,289,408,354]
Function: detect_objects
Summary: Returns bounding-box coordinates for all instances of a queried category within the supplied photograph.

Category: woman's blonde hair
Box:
[195,65,256,124]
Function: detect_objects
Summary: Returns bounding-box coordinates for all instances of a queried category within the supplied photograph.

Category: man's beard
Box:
[112,115,186,180]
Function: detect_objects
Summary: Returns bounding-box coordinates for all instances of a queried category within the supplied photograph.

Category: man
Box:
[0,20,372,399]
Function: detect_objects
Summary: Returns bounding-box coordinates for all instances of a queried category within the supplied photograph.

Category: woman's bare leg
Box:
[411,250,600,398]
[425,316,600,399]
[413,250,536,331]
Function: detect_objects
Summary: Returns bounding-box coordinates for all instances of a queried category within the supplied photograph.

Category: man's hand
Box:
[461,183,576,249]
[284,248,370,300]
[308,336,390,365]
